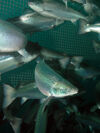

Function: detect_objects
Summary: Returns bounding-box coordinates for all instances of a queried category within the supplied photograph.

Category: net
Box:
[0,0,100,86]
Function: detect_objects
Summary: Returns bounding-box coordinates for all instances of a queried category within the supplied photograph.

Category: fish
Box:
[74,66,100,79]
[79,20,100,34]
[3,105,22,133]
[40,48,67,60]
[83,0,100,16]
[8,9,64,33]
[0,41,40,74]
[13,82,46,99]
[35,61,78,98]
[71,56,83,68]
[3,84,15,108]
[28,0,88,24]
[0,19,27,53]
[40,48,71,69]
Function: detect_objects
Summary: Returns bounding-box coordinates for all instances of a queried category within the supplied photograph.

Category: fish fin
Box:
[41,96,52,112]
[21,97,28,104]
[93,41,100,54]
[78,20,88,34]
[71,56,83,68]
[71,19,78,25]
[10,117,22,133]
[63,0,68,7]
[59,57,70,69]
[18,49,34,63]
[18,49,29,57]
[36,56,43,64]
[3,84,16,108]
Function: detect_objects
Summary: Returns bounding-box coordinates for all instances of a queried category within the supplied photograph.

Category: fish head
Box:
[51,80,78,97]
[28,0,44,12]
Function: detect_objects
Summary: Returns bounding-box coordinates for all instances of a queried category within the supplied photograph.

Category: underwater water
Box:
[0,0,100,133]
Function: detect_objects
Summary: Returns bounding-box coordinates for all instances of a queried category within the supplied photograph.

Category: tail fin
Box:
[78,20,88,34]
[10,117,22,133]
[59,57,70,69]
[3,84,16,108]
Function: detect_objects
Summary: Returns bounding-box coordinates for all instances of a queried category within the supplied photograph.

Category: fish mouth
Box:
[65,88,78,97]
[69,89,78,96]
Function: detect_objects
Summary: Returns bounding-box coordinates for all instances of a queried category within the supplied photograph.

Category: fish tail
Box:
[78,20,88,34]
[59,57,71,69]
[3,84,16,108]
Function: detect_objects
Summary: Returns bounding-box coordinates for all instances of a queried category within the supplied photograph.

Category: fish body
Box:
[0,19,27,52]
[0,54,23,74]
[40,48,70,69]
[79,20,100,34]
[28,0,87,23]
[0,53,38,74]
[40,48,67,60]
[71,56,83,68]
[0,42,40,74]
[35,61,78,97]
[8,10,64,33]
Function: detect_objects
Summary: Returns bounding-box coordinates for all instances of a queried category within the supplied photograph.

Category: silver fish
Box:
[83,0,100,16]
[40,48,70,69]
[13,82,46,99]
[3,84,15,108]
[0,43,39,74]
[28,0,88,24]
[0,54,37,74]
[71,56,83,68]
[8,10,64,33]
[35,61,78,97]
[40,48,67,60]
[0,19,27,52]
[79,20,100,34]
[75,66,100,79]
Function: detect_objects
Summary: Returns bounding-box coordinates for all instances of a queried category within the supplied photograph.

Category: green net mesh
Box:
[0,0,100,86]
